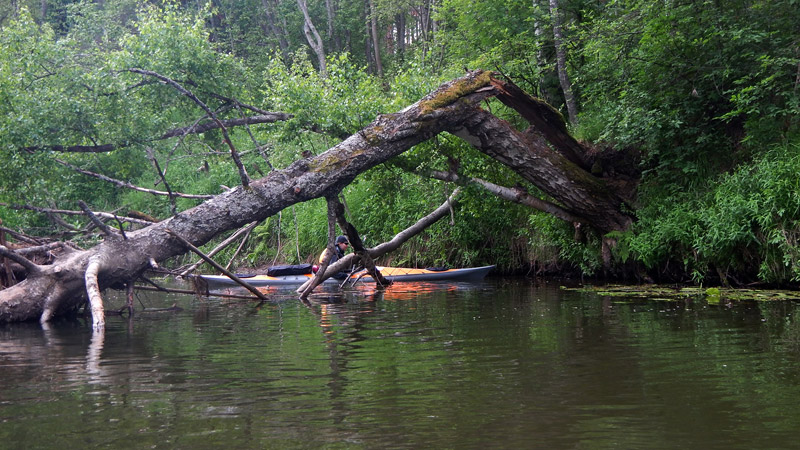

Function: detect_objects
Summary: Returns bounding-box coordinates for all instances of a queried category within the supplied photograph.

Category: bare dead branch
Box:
[166,229,268,301]
[15,241,74,256]
[85,255,105,330]
[55,158,213,200]
[160,114,292,139]
[224,223,256,272]
[297,197,340,298]
[205,92,279,116]
[0,203,156,227]
[24,114,291,154]
[47,210,81,232]
[0,245,42,276]
[145,147,178,215]
[0,223,16,287]
[24,144,117,153]
[78,201,120,239]
[369,188,462,255]
[235,105,275,172]
[298,189,461,296]
[331,197,391,287]
[426,170,581,223]
[0,226,44,245]
[128,68,250,188]
[179,221,259,276]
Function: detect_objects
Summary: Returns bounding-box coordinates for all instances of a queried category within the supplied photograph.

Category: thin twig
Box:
[224,224,255,272]
[180,221,259,276]
[145,147,177,215]
[78,201,120,239]
[166,229,268,301]
[0,203,157,226]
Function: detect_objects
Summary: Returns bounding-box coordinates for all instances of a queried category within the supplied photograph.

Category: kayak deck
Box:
[198,265,495,287]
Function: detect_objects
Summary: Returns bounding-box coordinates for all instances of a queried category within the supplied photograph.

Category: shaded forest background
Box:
[0,0,798,286]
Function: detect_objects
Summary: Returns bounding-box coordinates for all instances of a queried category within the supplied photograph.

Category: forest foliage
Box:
[0,0,798,285]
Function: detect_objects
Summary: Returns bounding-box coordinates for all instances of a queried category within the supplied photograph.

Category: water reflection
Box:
[2,280,800,449]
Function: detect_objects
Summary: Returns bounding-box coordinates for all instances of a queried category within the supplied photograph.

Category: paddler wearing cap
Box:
[313,235,350,278]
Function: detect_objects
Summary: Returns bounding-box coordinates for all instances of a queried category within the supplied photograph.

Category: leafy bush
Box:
[629,143,800,284]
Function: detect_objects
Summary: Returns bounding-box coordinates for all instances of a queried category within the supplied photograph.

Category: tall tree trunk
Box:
[549,0,579,126]
[368,0,383,77]
[364,0,373,71]
[325,0,341,52]
[396,13,406,57]
[297,0,328,77]
[262,0,290,61]
[419,0,432,41]
[531,0,550,102]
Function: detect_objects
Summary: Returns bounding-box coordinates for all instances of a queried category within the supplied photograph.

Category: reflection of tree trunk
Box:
[0,70,635,324]
[549,0,578,126]
[368,0,383,77]
[297,0,328,76]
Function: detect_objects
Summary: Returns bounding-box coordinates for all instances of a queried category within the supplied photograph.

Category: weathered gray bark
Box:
[368,0,383,78]
[297,0,328,76]
[449,107,630,233]
[0,70,635,324]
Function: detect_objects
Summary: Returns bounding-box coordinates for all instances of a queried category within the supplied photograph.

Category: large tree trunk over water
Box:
[0,70,635,324]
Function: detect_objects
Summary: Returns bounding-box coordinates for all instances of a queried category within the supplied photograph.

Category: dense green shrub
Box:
[628,143,800,284]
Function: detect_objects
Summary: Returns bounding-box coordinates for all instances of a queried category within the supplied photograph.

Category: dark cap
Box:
[336,235,349,244]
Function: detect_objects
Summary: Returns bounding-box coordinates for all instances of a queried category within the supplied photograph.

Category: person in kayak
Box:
[314,235,350,278]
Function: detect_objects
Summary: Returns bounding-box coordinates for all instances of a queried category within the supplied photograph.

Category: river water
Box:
[2,277,800,449]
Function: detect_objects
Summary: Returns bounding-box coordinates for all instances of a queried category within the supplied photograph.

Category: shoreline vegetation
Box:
[0,0,798,324]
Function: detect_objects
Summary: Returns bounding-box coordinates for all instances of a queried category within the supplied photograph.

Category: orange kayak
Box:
[199,265,495,287]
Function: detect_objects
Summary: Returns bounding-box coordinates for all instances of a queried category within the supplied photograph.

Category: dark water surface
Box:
[2,278,800,449]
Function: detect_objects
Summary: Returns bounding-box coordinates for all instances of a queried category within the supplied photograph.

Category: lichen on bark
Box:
[418,71,494,115]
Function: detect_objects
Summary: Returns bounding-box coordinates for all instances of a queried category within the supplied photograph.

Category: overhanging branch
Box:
[128,68,251,188]
[24,115,291,154]
[55,159,213,200]
[425,170,581,224]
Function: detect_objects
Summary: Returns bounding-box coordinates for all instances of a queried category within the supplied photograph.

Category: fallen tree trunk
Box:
[0,70,636,324]
[0,71,497,323]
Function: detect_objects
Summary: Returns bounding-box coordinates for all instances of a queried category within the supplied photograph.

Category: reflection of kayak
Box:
[198,265,495,288]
